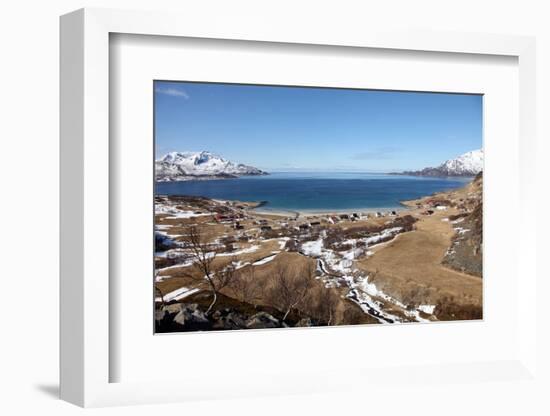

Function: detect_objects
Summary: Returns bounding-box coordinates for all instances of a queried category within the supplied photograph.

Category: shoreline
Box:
[157,194,414,218]
[252,205,410,218]
[157,174,476,219]
[156,176,475,219]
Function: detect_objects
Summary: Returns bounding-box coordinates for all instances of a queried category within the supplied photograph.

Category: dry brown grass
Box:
[355,209,482,309]
[157,247,379,326]
[156,276,197,295]
[156,239,283,279]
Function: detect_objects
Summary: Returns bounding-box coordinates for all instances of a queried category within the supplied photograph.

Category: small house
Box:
[216,213,233,222]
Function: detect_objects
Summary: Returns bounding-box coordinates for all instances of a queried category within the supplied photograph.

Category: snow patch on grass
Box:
[418,304,436,314]
[253,254,277,266]
[158,287,200,302]
[157,260,194,272]
[301,239,324,257]
[165,211,212,219]
[156,224,174,230]
[278,238,289,250]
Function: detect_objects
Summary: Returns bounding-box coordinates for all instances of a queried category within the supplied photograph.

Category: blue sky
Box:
[154,81,482,172]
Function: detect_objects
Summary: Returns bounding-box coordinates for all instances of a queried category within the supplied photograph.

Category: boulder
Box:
[155,309,172,327]
[295,318,313,327]
[173,303,211,331]
[245,312,280,329]
[212,311,247,330]
[163,303,185,315]
[155,309,166,322]
[155,306,181,332]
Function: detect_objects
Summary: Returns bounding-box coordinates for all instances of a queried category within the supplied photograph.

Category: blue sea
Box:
[155,172,471,213]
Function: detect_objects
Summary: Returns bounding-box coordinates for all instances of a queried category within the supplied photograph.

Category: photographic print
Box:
[154,81,483,333]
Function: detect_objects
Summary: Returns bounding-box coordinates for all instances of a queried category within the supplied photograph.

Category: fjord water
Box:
[155,172,471,212]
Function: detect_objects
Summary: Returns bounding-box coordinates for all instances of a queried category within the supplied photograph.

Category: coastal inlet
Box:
[156,172,471,213]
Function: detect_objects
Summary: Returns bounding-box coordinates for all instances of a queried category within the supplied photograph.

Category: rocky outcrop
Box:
[295,318,314,327]
[211,310,247,330]
[245,312,281,329]
[155,303,283,332]
[442,173,483,277]
[155,303,211,332]
[172,304,210,330]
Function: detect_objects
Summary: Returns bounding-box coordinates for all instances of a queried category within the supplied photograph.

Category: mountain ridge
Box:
[398,149,483,177]
[155,151,268,182]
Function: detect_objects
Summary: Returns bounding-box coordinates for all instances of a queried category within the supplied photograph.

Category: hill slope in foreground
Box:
[359,172,483,320]
[154,174,483,330]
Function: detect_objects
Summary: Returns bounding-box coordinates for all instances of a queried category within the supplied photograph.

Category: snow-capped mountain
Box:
[400,149,483,177]
[155,151,268,181]
[439,149,483,175]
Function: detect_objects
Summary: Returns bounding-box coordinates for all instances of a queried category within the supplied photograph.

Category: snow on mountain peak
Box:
[440,149,483,175]
[156,151,267,181]
[399,149,483,177]
[160,150,216,163]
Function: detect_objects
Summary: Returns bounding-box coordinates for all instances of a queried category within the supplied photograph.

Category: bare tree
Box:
[155,287,166,310]
[267,262,315,322]
[341,305,365,325]
[154,271,166,309]
[181,225,234,315]
[306,285,340,325]
[321,289,340,326]
[230,266,263,306]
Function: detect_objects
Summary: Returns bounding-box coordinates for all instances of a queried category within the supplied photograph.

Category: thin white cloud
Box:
[351,146,399,160]
[155,86,190,99]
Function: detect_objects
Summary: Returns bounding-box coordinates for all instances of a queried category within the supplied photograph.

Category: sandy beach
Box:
[252,205,410,218]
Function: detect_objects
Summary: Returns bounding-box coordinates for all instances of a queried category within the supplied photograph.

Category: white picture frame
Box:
[60,7,538,408]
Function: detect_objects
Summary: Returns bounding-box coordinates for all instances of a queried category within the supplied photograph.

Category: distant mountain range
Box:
[156,149,483,181]
[156,151,268,182]
[398,149,483,177]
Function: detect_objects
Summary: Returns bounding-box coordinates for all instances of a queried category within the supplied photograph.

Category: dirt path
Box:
[355,211,482,308]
